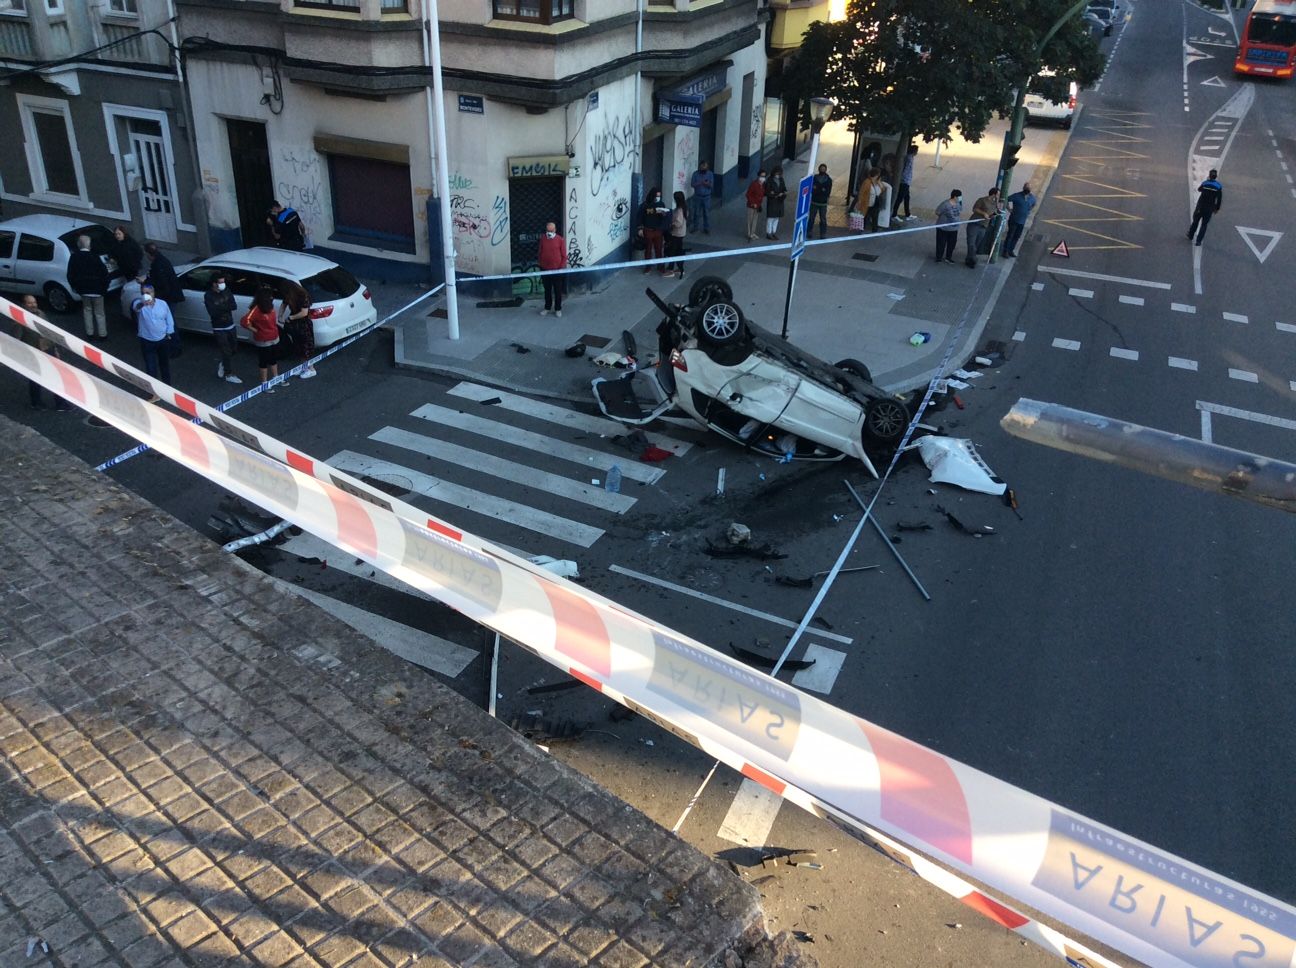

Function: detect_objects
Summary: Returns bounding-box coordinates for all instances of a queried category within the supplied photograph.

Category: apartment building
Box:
[176,0,769,284]
[0,0,201,250]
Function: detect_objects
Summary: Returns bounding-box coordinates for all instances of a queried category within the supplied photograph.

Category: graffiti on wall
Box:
[590,111,638,197]
[596,188,631,244]
[276,148,325,232]
[674,129,698,194]
[566,186,584,268]
[448,175,508,272]
[750,106,763,154]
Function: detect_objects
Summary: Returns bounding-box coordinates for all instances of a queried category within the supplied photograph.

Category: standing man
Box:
[67,234,109,339]
[537,221,567,317]
[810,164,833,239]
[934,190,963,263]
[143,242,184,305]
[133,284,175,397]
[1001,183,1036,258]
[745,170,767,241]
[206,273,242,384]
[689,160,714,234]
[14,295,71,412]
[267,201,307,250]
[1188,169,1223,246]
[892,143,918,222]
[966,188,1000,267]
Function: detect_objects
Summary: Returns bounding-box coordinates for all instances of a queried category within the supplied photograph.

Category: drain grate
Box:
[851,252,879,262]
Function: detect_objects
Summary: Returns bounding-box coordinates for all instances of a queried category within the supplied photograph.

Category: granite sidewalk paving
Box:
[0,416,810,968]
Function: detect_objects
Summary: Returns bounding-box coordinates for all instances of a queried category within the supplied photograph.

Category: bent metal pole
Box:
[1001,398,1296,513]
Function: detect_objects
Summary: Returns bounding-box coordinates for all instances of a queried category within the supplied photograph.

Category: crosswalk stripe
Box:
[447,381,693,455]
[1275,322,1296,334]
[327,450,604,548]
[411,403,666,485]
[717,778,784,846]
[370,426,636,514]
[1109,347,1139,361]
[1118,294,1145,306]
[1228,368,1259,383]
[790,643,847,695]
[1052,338,1081,351]
[1168,357,1198,371]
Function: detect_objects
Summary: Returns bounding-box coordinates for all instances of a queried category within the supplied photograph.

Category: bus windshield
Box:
[1249,14,1296,46]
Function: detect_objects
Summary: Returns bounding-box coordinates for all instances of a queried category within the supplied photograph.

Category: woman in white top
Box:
[665,190,688,278]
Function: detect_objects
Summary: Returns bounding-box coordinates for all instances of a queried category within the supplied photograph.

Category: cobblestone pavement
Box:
[0,417,809,967]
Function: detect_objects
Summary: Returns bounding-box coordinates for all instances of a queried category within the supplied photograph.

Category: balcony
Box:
[0,16,34,59]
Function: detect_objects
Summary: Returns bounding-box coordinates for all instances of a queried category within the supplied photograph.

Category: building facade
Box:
[176,0,769,285]
[0,0,201,252]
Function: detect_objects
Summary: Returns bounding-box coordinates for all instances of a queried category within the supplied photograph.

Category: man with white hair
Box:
[66,234,110,338]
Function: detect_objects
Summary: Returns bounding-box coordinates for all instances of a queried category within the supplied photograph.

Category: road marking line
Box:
[1283,162,1291,172]
[1287,174,1294,184]
[1110,347,1139,361]
[1171,303,1197,314]
[1119,294,1145,306]
[607,564,853,645]
[1031,282,1045,291]
[1012,330,1026,342]
[1068,288,1095,298]
[1222,312,1249,324]
[448,381,693,455]
[1277,322,1296,333]
[1291,380,1296,392]
[791,644,848,695]
[329,450,605,547]
[1052,338,1081,351]
[1036,266,1171,289]
[717,778,784,846]
[1196,400,1296,431]
[1228,368,1259,383]
[411,402,665,484]
[371,426,636,513]
[282,531,439,603]
[1169,357,1198,371]
[1200,408,1213,443]
[289,586,478,678]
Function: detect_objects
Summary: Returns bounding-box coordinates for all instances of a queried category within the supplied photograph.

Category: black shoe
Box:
[1195,240,1202,246]
[1186,231,1194,240]
[966,260,976,268]
[944,258,956,263]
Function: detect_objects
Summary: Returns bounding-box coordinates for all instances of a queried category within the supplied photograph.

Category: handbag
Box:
[166,332,183,358]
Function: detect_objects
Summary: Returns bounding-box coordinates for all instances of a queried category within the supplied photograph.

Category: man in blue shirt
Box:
[1000,183,1036,258]
[134,284,176,394]
[1187,169,1223,246]
[689,161,714,234]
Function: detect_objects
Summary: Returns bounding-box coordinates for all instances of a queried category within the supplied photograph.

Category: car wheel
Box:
[698,299,744,346]
[863,397,909,444]
[688,275,733,308]
[835,358,873,383]
[44,283,74,314]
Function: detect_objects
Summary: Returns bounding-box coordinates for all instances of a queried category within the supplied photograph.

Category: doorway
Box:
[507,174,565,297]
[226,119,274,248]
[128,118,176,243]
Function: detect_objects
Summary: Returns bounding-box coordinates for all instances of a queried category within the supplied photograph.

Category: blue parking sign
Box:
[792,174,813,261]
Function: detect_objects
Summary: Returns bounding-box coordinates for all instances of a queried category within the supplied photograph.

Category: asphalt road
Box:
[4,3,1292,966]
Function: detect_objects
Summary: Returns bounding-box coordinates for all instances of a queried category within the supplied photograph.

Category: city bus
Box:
[1235,0,1296,78]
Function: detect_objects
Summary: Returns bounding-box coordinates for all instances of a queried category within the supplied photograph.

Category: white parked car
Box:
[0,215,125,313]
[1024,70,1080,128]
[172,247,375,348]
[593,277,913,477]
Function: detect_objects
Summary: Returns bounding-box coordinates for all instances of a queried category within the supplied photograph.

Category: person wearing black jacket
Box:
[109,226,143,281]
[143,242,184,305]
[67,234,110,338]
[1187,169,1223,246]
[810,164,833,239]
[205,273,242,385]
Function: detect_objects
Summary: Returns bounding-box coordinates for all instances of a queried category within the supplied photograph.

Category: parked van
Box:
[1024,71,1079,129]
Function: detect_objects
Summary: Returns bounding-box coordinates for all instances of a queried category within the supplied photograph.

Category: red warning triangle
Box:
[1051,240,1070,257]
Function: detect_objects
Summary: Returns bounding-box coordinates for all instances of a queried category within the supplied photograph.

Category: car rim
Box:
[869,402,907,439]
[702,303,740,340]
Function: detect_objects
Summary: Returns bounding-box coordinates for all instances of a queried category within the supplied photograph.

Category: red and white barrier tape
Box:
[3,298,1292,968]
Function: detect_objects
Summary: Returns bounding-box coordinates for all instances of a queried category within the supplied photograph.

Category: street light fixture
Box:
[780,97,835,340]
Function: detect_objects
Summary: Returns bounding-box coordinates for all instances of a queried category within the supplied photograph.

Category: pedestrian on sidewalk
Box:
[666,191,688,277]
[14,294,72,412]
[134,285,175,394]
[858,167,884,232]
[205,273,242,385]
[892,144,918,221]
[765,166,788,239]
[279,281,316,379]
[1001,184,1036,258]
[240,286,281,391]
[934,190,963,263]
[1187,169,1222,246]
[67,234,110,339]
[689,161,714,234]
[745,170,767,241]
[641,188,668,272]
[966,188,1000,267]
[538,221,567,316]
[143,243,184,306]
[810,164,832,239]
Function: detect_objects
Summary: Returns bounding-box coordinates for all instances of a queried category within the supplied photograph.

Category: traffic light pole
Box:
[997,0,1094,201]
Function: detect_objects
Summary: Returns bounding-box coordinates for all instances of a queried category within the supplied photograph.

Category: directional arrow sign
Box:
[1236,226,1282,263]
[1201,75,1226,87]
[1184,43,1211,66]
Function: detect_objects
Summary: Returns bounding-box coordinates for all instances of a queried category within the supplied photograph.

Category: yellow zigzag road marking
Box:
[1041,219,1143,249]
[1056,174,1147,197]
[1071,145,1152,161]
[1050,198,1144,218]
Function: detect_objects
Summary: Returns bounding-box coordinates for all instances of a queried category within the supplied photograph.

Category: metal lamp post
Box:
[780,96,835,340]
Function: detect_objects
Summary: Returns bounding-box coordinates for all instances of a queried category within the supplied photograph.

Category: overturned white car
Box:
[592,276,913,477]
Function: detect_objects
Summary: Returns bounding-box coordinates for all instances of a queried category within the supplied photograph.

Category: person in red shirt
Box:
[536,221,567,317]
[239,285,282,391]
[745,170,767,241]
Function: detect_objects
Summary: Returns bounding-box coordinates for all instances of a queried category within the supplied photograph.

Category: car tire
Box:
[688,275,733,308]
[834,358,873,383]
[697,299,745,346]
[863,397,910,445]
[44,283,74,314]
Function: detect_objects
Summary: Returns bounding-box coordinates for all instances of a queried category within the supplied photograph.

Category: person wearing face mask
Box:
[745,170,767,241]
[133,285,175,397]
[640,189,668,272]
[536,221,567,317]
[206,274,242,384]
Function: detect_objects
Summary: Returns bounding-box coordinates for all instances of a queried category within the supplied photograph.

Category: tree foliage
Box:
[784,0,1104,144]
